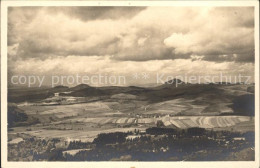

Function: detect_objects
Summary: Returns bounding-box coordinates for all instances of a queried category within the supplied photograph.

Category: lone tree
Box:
[156,120,164,128]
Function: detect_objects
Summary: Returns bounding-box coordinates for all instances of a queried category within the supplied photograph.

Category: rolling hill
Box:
[8,80,255,116]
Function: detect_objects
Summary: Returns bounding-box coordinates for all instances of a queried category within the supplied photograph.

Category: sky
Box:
[8,7,255,86]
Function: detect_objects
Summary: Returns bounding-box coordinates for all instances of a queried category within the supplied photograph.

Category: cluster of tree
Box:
[231,94,255,116]
[145,127,206,137]
[8,104,28,127]
[67,141,92,150]
[8,127,255,161]
[187,127,206,136]
[93,132,128,147]
[146,127,177,135]
[62,131,254,161]
[8,104,40,128]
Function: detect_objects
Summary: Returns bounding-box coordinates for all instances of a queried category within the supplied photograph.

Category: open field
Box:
[9,127,145,142]
[9,115,253,143]
[163,116,253,129]
[50,116,253,128]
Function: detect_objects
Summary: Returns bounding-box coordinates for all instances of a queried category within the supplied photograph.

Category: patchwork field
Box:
[162,116,253,129]
[9,115,253,143]
[54,116,252,128]
[135,98,235,116]
[18,101,124,121]
[9,84,255,143]
[10,127,145,142]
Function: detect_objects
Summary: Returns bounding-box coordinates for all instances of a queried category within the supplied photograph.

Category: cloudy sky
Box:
[8,7,255,86]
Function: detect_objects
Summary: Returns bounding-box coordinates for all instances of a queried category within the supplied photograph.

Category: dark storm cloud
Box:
[8,7,42,45]
[46,7,147,21]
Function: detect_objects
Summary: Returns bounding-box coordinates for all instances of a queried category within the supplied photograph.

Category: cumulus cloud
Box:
[7,6,255,85]
[163,8,254,62]
[9,55,254,86]
[8,7,254,63]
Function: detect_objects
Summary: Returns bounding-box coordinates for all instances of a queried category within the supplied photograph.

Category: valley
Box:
[7,81,255,161]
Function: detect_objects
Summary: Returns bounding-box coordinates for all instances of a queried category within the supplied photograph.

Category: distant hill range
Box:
[69,84,92,91]
[8,79,255,116]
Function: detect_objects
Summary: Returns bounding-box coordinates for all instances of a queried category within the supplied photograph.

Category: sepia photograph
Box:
[1,1,259,168]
